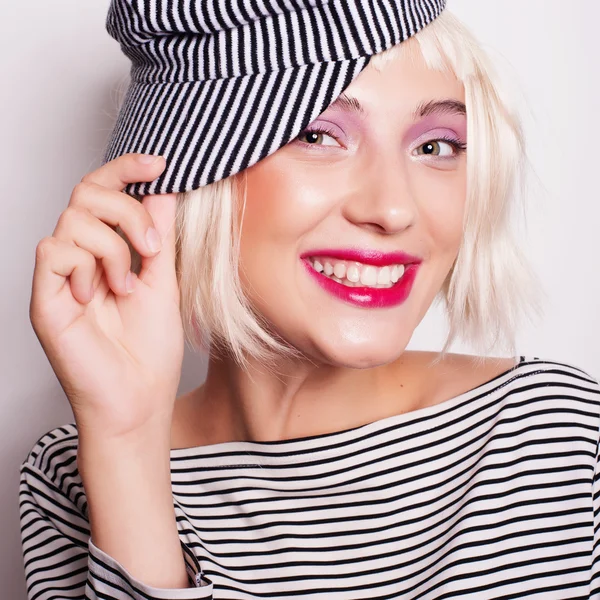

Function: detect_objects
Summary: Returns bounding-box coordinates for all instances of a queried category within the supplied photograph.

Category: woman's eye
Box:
[414,139,462,157]
[297,128,340,147]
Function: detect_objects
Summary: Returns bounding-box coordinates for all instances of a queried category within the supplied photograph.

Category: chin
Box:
[311,335,409,369]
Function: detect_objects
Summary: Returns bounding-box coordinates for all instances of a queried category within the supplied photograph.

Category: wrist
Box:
[76,422,172,484]
[75,428,186,589]
[75,409,173,450]
[76,429,175,529]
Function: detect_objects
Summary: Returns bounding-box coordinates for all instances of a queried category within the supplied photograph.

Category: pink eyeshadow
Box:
[405,115,467,145]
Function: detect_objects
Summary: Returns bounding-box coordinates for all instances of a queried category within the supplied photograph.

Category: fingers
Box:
[32,153,167,313]
[137,193,178,288]
[53,153,167,298]
[66,181,163,259]
[52,205,136,298]
[31,236,99,312]
[81,153,166,191]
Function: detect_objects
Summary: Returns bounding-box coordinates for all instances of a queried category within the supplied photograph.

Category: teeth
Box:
[377,266,391,285]
[391,265,406,283]
[333,263,346,279]
[309,257,408,289]
[346,265,360,283]
[360,265,377,286]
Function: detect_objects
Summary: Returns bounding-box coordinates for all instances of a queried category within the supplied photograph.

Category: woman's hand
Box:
[29,154,185,441]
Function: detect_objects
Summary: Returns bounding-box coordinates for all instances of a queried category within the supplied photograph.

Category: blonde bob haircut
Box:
[125,10,542,371]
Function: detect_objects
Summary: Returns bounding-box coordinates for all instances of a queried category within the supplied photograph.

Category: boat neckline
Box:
[168,355,527,458]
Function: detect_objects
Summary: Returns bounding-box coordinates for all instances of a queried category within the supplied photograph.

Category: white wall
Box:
[2,1,598,596]
[409,0,600,362]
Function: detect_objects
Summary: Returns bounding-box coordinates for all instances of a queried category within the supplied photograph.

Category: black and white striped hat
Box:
[103,0,447,196]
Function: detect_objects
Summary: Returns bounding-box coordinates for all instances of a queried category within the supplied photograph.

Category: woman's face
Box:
[239,47,467,368]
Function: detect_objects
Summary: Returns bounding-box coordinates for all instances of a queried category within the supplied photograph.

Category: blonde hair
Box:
[129,10,542,370]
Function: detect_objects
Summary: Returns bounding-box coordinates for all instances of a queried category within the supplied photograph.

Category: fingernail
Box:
[146,227,162,253]
[137,154,162,164]
[126,272,136,294]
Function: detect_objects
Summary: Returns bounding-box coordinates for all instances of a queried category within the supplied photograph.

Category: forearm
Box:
[77,425,189,589]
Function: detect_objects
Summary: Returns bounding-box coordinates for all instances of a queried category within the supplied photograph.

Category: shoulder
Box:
[423,352,600,435]
[489,355,600,443]
[20,423,84,509]
[508,355,600,402]
[443,352,600,406]
[19,424,94,576]
[21,422,80,473]
[409,351,600,416]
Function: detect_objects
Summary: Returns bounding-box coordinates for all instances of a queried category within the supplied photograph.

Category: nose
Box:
[341,153,418,235]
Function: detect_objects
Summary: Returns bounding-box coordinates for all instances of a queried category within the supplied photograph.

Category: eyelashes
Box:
[417,137,467,157]
[296,126,342,148]
[295,127,467,158]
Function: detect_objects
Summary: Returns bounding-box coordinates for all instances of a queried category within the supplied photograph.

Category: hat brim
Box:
[103,57,371,196]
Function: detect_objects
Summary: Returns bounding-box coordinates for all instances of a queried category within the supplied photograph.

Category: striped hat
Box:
[103,0,447,196]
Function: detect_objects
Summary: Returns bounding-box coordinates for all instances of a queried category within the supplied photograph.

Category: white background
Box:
[2,1,598,596]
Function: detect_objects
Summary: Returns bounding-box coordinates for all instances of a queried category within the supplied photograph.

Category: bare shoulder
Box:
[433,352,518,379]
[402,351,519,410]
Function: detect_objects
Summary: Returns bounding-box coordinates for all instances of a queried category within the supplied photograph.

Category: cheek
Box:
[412,165,467,253]
[240,158,340,254]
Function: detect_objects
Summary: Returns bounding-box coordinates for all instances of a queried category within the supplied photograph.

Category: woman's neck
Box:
[179,350,437,446]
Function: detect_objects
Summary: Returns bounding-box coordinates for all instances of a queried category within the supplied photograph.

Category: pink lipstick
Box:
[300,249,421,309]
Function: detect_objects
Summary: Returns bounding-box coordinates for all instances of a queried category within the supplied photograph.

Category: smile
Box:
[301,255,420,309]
[307,257,406,289]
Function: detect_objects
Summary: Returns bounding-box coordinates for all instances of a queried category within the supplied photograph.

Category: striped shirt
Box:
[19,356,600,599]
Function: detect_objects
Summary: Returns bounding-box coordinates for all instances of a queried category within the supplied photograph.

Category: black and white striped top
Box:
[19,356,600,599]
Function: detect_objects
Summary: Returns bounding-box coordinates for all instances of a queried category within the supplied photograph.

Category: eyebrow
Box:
[328,93,366,115]
[414,99,467,119]
[327,93,467,120]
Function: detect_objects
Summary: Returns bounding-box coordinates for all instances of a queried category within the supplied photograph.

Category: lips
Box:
[300,248,422,267]
[300,248,421,309]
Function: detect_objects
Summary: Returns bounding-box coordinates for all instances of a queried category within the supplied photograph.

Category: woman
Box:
[19,0,600,598]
